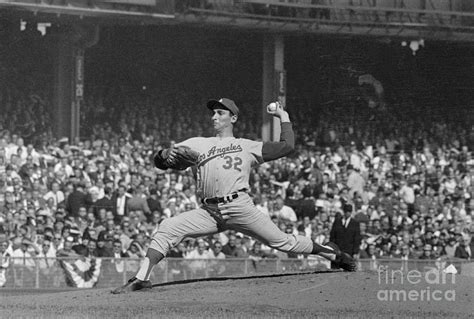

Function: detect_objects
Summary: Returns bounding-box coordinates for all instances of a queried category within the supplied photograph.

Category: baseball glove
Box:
[163,146,200,170]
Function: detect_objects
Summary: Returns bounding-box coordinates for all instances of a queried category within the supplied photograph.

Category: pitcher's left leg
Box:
[230,205,356,271]
[230,206,313,254]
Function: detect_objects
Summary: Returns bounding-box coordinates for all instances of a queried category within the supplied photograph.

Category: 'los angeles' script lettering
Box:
[197,143,242,163]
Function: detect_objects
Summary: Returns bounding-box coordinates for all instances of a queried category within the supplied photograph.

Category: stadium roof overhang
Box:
[0,1,175,26]
[0,1,473,43]
[177,7,474,43]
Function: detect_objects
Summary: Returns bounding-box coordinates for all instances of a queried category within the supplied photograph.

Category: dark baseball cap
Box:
[343,203,353,213]
[207,98,240,116]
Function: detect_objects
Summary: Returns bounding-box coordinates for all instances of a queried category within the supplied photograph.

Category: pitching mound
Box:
[1,270,472,318]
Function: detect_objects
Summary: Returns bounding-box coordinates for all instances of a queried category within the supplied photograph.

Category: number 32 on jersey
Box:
[222,156,242,172]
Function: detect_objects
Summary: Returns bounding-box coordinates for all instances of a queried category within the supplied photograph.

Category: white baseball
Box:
[267,102,277,112]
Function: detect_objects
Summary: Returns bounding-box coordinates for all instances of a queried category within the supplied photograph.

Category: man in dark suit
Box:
[66,183,87,218]
[330,203,362,268]
[454,235,472,260]
[92,186,115,218]
[146,187,162,221]
[113,185,129,221]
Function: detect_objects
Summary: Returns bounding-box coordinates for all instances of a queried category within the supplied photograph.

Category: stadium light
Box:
[401,39,425,56]
[37,22,51,36]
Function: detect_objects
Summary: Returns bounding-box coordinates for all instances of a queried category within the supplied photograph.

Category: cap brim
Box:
[206,99,239,117]
[207,100,227,111]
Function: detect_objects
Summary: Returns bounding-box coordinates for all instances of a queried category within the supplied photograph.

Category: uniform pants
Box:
[149,193,313,255]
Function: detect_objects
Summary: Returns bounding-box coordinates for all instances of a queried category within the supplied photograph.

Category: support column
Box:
[72,48,85,141]
[262,34,286,142]
[51,24,99,141]
[52,35,75,141]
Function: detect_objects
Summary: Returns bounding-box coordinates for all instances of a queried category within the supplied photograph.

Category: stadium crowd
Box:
[0,84,472,288]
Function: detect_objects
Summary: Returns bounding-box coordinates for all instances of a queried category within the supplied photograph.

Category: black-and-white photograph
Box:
[0,1,473,318]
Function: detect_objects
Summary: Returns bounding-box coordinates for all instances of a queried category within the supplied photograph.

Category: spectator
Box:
[11,238,37,286]
[399,245,414,260]
[113,185,130,220]
[36,239,57,283]
[221,234,247,258]
[454,235,472,260]
[330,203,362,262]
[110,240,128,274]
[399,179,415,216]
[184,239,213,278]
[168,242,187,258]
[87,240,98,257]
[209,241,225,259]
[11,238,37,268]
[0,237,10,287]
[96,231,113,257]
[56,237,78,258]
[411,236,425,259]
[92,186,114,218]
[54,157,74,178]
[112,224,131,251]
[166,242,187,281]
[146,187,162,218]
[127,186,151,219]
[232,236,248,258]
[43,181,65,209]
[444,237,458,258]
[66,183,87,218]
[346,164,365,199]
[124,241,145,273]
[363,242,381,267]
[272,195,297,223]
[208,241,226,276]
[419,244,434,260]
[248,241,276,261]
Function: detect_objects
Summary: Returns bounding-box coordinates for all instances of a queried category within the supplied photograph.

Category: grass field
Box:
[1,270,472,318]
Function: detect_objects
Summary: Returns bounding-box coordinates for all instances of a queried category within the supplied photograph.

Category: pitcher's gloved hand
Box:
[162,146,200,170]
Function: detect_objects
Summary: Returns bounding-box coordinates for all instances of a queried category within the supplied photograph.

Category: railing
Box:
[177,0,474,41]
[183,0,474,26]
[1,0,473,40]
[0,0,176,17]
[1,256,471,289]
[2,0,473,24]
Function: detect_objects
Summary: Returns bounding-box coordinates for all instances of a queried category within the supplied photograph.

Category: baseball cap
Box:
[207,98,240,116]
[343,203,353,213]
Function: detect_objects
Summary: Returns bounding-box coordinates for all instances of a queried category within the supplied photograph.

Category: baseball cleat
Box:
[325,242,357,272]
[325,241,341,255]
[334,251,357,272]
[111,277,152,294]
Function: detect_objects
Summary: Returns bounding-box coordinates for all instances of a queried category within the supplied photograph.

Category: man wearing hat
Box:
[330,203,362,267]
[113,98,356,294]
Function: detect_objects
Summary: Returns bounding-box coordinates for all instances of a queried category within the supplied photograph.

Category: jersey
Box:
[177,137,263,198]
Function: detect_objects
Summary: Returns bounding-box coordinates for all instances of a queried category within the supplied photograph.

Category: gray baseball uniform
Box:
[111,102,354,294]
[149,122,314,256]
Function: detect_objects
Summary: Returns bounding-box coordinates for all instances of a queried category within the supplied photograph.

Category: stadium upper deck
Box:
[0,0,473,42]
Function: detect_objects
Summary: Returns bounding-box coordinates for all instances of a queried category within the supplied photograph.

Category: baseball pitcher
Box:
[112,98,355,294]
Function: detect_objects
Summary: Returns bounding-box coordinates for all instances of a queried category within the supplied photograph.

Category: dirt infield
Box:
[1,270,472,318]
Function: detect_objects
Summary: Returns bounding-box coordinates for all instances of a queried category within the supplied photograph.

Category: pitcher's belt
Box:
[201,189,247,205]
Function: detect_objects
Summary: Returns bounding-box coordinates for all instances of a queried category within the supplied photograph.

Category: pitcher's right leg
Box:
[149,207,219,256]
[112,208,218,294]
